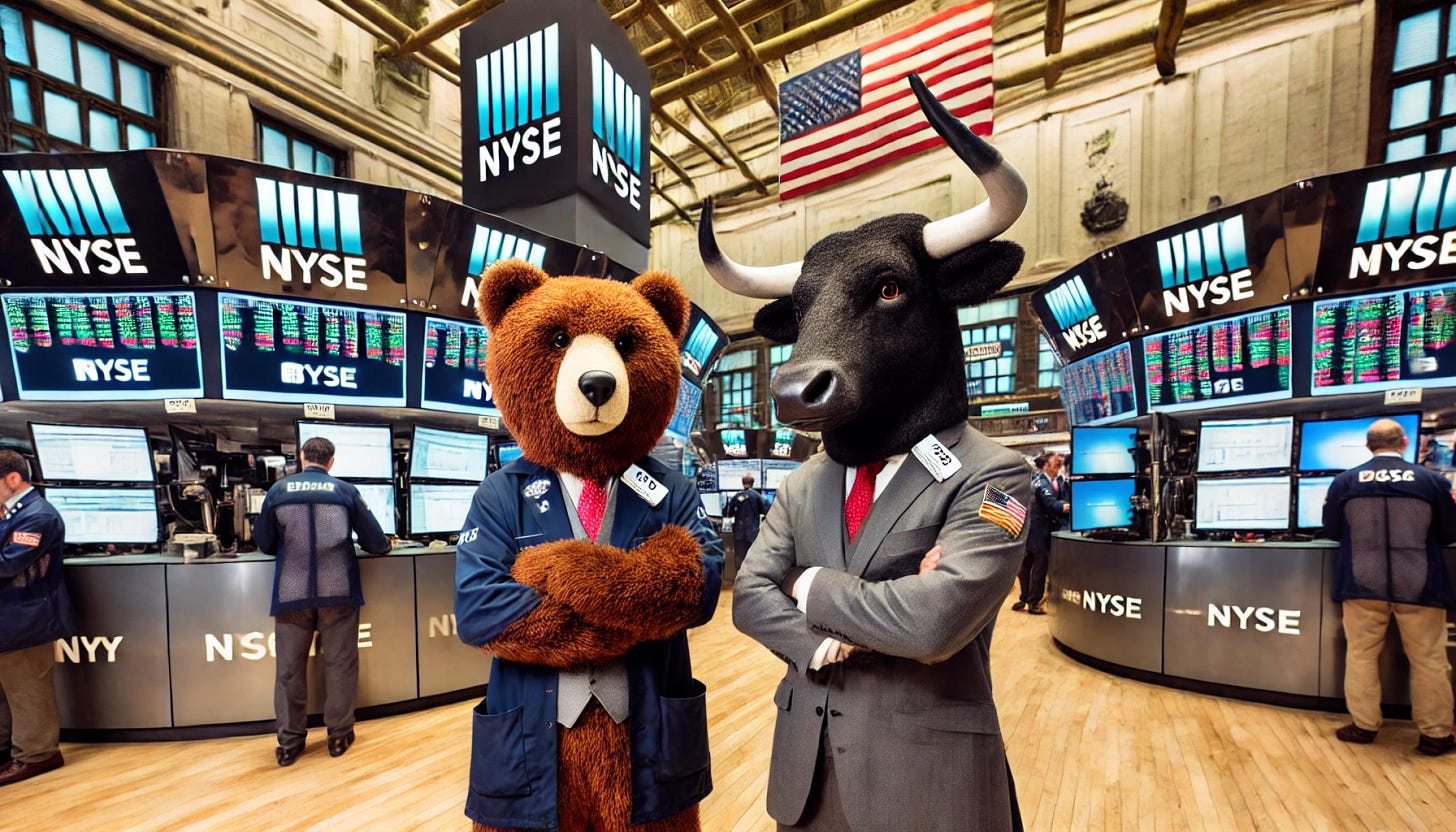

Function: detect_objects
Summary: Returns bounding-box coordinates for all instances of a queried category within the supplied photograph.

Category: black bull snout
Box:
[772,360,863,430]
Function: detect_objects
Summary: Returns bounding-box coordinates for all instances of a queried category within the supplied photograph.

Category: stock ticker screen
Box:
[3,292,203,400]
[420,316,496,415]
[219,293,407,406]
[1311,283,1456,394]
[1143,307,1292,412]
[1060,342,1138,426]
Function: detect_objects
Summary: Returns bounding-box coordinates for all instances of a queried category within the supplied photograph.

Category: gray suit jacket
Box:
[732,424,1029,832]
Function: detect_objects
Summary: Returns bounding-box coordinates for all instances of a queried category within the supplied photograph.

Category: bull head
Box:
[699,75,1028,466]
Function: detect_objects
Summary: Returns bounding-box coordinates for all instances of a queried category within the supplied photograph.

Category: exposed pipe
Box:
[685,98,770,196]
[653,182,695,225]
[89,0,461,184]
[651,142,697,187]
[643,0,714,68]
[641,0,798,67]
[655,108,730,168]
[329,0,463,81]
[1155,0,1189,78]
[379,0,498,60]
[1044,0,1067,88]
[612,1,651,28]
[700,0,780,116]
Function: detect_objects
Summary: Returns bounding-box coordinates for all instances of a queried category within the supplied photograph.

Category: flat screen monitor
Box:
[1196,416,1294,473]
[496,442,524,467]
[1310,282,1456,396]
[296,421,393,481]
[31,423,154,483]
[1195,476,1291,531]
[408,483,477,535]
[761,460,800,491]
[1296,475,1335,530]
[409,426,489,482]
[352,483,397,536]
[1142,306,1293,413]
[1070,479,1136,532]
[2,291,204,401]
[666,380,702,443]
[1298,413,1420,472]
[717,459,763,492]
[698,492,723,517]
[1060,342,1139,426]
[419,316,498,416]
[1071,427,1137,476]
[47,487,159,544]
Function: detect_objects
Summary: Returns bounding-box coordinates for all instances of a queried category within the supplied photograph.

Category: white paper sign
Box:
[621,464,669,507]
[912,434,962,482]
[1384,388,1421,406]
[164,398,197,414]
[304,403,336,420]
[478,414,502,430]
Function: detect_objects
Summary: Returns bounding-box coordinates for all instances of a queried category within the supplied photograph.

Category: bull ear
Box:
[478,259,549,330]
[935,240,1025,307]
[753,297,799,343]
[632,270,691,342]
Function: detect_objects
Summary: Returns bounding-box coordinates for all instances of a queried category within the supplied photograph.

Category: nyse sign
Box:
[1157,218,1255,318]
[204,624,375,662]
[257,178,368,292]
[1207,603,1301,635]
[1065,588,1144,619]
[4,168,149,276]
[588,46,643,210]
[475,23,564,184]
[1349,167,1456,280]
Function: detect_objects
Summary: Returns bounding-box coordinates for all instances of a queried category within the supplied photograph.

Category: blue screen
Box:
[497,443,524,466]
[1297,476,1334,530]
[1298,413,1420,472]
[1071,427,1136,475]
[47,487,159,544]
[1070,479,1136,531]
[410,426,488,481]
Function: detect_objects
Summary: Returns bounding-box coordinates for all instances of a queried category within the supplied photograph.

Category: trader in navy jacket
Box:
[254,436,391,766]
[1323,418,1456,756]
[454,454,723,830]
[0,450,73,787]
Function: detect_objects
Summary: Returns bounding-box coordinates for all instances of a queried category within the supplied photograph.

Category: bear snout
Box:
[555,334,632,436]
[578,371,618,407]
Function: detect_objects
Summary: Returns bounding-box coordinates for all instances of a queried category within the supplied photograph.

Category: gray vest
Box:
[556,474,631,727]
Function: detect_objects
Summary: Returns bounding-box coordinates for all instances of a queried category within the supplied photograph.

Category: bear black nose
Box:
[578,371,617,407]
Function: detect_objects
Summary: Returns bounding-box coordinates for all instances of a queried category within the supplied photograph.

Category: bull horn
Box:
[698,196,802,299]
[910,74,1028,259]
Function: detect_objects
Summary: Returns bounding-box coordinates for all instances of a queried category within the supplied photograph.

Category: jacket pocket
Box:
[894,701,1001,735]
[657,678,710,781]
[773,678,793,711]
[469,701,532,798]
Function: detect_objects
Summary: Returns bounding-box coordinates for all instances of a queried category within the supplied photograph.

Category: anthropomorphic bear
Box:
[454,260,723,832]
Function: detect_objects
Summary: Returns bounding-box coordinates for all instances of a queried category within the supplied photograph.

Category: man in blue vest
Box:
[254,436,392,766]
[1324,418,1456,756]
[0,450,73,786]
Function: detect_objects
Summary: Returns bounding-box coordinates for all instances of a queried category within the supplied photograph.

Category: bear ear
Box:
[632,270,691,342]
[478,259,549,330]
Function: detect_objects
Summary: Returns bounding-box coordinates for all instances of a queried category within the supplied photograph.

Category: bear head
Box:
[478,259,690,482]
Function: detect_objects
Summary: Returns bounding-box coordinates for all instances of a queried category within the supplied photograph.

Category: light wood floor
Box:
[7,589,1455,831]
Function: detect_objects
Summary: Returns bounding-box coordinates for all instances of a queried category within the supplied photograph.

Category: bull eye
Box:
[614,332,635,355]
[551,331,571,349]
[879,280,902,301]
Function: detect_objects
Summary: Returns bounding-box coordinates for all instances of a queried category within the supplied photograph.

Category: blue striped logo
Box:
[256,177,362,255]
[1045,275,1097,329]
[1355,168,1456,244]
[467,224,546,275]
[1155,218,1248,289]
[590,45,642,173]
[476,23,560,141]
[3,168,131,238]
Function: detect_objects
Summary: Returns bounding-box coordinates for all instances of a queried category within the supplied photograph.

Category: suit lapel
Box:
[810,456,848,570]
[846,424,967,577]
[518,471,574,542]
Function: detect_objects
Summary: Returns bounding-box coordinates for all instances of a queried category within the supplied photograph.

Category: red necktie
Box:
[577,479,608,541]
[845,461,887,543]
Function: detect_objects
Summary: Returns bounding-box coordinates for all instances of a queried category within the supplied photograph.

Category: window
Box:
[959,298,1019,398]
[1037,334,1063,389]
[1371,2,1456,162]
[256,114,345,176]
[1,4,165,151]
[715,349,758,427]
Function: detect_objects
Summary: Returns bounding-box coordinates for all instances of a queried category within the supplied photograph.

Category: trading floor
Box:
[6,590,1454,832]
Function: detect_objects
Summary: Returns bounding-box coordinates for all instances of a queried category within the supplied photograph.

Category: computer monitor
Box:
[1196,416,1294,474]
[351,483,397,536]
[717,459,763,492]
[1296,476,1335,530]
[1070,427,1138,476]
[761,460,801,491]
[1298,413,1420,472]
[408,483,477,535]
[46,487,160,544]
[30,423,154,483]
[1195,476,1292,531]
[496,442,524,467]
[698,492,724,517]
[1070,479,1137,532]
[296,421,393,481]
[409,426,489,482]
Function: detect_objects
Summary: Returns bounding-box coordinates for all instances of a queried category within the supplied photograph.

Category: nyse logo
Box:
[3,168,147,275]
[1080,589,1143,619]
[55,635,124,663]
[1349,168,1456,279]
[257,177,367,291]
[281,361,358,389]
[462,378,493,401]
[428,613,459,638]
[204,625,374,662]
[460,224,548,308]
[477,23,563,182]
[1212,378,1244,395]
[1157,217,1254,317]
[73,357,150,383]
[1207,603,1301,635]
[589,46,643,210]
[1045,274,1107,350]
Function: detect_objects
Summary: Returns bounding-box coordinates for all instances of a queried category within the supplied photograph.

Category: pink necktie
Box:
[578,479,608,541]
[845,461,887,543]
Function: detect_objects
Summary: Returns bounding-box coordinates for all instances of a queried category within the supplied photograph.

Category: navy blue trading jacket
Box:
[1026,470,1068,553]
[454,455,723,830]
[0,489,75,653]
[254,466,391,615]
[1323,454,1456,609]
[727,487,767,541]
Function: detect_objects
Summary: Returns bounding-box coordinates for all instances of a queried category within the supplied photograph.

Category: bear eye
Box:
[614,333,635,355]
[550,331,571,349]
[879,279,901,301]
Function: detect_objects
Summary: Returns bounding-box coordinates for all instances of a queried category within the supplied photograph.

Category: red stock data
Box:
[1312,283,1456,393]
[6,293,198,354]
[220,296,405,367]
[1143,307,1291,410]
[1061,342,1137,426]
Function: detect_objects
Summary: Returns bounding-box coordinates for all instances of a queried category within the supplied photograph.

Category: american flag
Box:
[777,1,994,201]
[979,484,1026,538]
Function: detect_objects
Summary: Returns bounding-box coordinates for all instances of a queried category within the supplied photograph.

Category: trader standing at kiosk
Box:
[254,437,392,767]
[0,450,72,786]
[1323,419,1456,757]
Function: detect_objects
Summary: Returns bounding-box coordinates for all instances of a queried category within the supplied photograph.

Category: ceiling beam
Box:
[1155,0,1189,77]
[652,182,696,226]
[654,108,730,168]
[699,0,780,116]
[612,1,652,28]
[324,0,462,83]
[378,0,498,60]
[651,142,697,187]
[685,98,769,196]
[1044,0,1066,88]
[643,1,714,69]
[641,0,798,67]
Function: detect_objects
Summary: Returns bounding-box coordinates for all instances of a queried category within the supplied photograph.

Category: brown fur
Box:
[478,260,689,483]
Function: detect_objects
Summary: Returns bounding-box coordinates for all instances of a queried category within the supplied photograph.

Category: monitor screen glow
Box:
[1298,413,1420,472]
[761,460,800,491]
[1070,479,1136,531]
[1297,475,1335,530]
[352,483,397,535]
[408,483,476,535]
[47,487,159,544]
[32,423,153,483]
[409,427,489,482]
[1060,342,1139,427]
[1071,427,1137,476]
[1142,306,1293,413]
[1195,476,1291,531]
[297,422,393,481]
[1197,417,1294,473]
